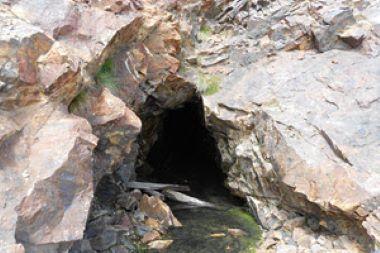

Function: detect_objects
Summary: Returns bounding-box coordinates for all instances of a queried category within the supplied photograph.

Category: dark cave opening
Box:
[139,96,241,204]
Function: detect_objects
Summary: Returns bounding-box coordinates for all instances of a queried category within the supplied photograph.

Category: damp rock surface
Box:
[164,207,261,253]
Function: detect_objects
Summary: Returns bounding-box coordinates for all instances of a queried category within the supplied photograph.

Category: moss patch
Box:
[198,24,213,41]
[165,207,261,253]
[96,58,119,91]
[227,208,262,253]
[197,72,221,96]
[68,90,87,113]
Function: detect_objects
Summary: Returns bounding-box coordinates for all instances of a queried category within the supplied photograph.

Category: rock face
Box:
[0,0,143,251]
[1,0,380,252]
[205,49,380,251]
[0,104,98,252]
[180,0,380,251]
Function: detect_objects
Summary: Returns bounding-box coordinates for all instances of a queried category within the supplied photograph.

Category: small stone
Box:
[186,56,198,64]
[283,217,305,231]
[276,244,298,253]
[119,214,133,229]
[267,230,283,241]
[141,230,161,243]
[317,235,334,249]
[148,240,173,250]
[311,244,327,253]
[116,193,139,211]
[90,227,118,251]
[135,225,152,237]
[307,216,320,231]
[298,247,312,253]
[227,228,247,237]
[339,26,366,48]
[337,235,361,253]
[139,194,182,227]
[200,54,229,67]
[145,217,161,230]
[261,238,277,250]
[110,245,132,253]
[293,227,315,248]
[209,233,226,238]
[322,8,355,26]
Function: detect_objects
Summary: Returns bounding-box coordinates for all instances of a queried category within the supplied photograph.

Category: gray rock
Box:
[283,217,306,231]
[205,49,380,249]
[90,228,118,251]
[314,8,356,52]
[276,244,298,253]
[307,216,320,231]
[339,25,367,48]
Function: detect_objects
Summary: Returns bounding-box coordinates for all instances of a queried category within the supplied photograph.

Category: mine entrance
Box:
[140,97,230,201]
[137,96,261,253]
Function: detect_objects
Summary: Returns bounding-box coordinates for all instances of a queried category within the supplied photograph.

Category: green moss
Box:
[197,73,221,96]
[198,24,213,41]
[68,90,87,113]
[96,58,119,91]
[165,207,261,253]
[227,208,262,253]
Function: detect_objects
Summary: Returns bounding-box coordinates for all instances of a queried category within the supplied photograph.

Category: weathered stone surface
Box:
[363,207,380,248]
[0,5,53,109]
[205,49,380,249]
[138,194,182,228]
[147,239,173,250]
[0,0,143,250]
[0,104,97,252]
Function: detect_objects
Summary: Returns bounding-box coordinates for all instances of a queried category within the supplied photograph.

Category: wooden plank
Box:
[163,189,217,209]
[125,181,190,192]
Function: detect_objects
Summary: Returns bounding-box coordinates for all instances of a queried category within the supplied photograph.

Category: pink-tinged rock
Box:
[0,104,98,251]
[139,194,182,227]
[205,49,380,247]
[147,239,173,250]
[71,87,142,184]
[89,88,128,126]
[4,0,143,107]
[0,6,53,109]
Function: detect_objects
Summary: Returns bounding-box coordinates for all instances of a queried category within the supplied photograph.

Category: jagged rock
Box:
[247,197,284,230]
[138,194,182,228]
[227,228,247,237]
[276,244,298,253]
[338,25,367,48]
[363,207,380,248]
[0,104,97,252]
[283,217,306,231]
[141,230,160,243]
[313,7,356,52]
[1,0,380,253]
[0,0,143,250]
[292,227,315,248]
[205,49,380,250]
[147,240,173,250]
[0,6,53,109]
[89,227,118,251]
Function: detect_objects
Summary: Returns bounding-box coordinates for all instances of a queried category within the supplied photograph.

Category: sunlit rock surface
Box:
[0,0,379,252]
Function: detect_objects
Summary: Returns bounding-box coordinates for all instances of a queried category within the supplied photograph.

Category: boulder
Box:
[0,104,97,252]
[138,194,182,228]
[0,0,144,250]
[205,49,380,248]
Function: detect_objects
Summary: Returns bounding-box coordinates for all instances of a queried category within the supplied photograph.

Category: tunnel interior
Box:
[138,96,239,203]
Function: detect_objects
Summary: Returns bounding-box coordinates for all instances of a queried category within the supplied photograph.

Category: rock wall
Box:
[0,0,379,252]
